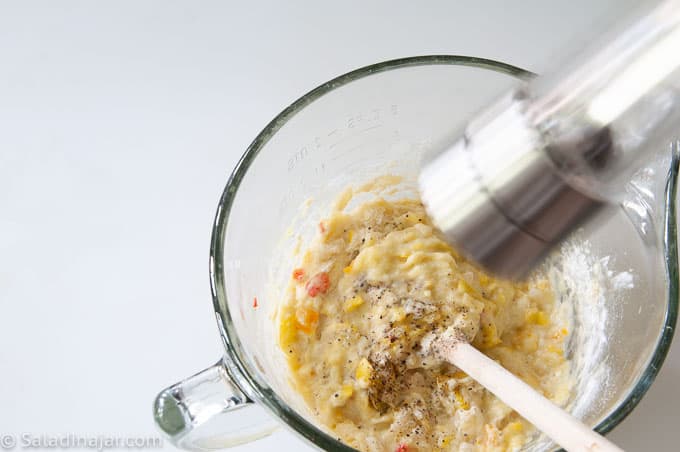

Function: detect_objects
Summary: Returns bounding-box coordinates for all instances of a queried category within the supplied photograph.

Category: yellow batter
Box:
[278,177,571,452]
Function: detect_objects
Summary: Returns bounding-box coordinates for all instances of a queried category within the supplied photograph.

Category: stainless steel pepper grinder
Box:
[419,0,680,278]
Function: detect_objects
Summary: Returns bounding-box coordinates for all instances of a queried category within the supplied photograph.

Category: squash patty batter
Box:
[278,178,571,452]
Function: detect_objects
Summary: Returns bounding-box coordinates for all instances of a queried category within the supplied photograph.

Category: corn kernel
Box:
[560,327,569,336]
[481,323,502,348]
[547,345,564,357]
[330,384,355,407]
[341,384,354,398]
[440,436,453,448]
[453,388,470,410]
[355,358,373,387]
[526,310,549,326]
[344,295,365,312]
[295,307,319,334]
[506,421,523,433]
[404,213,418,224]
[279,314,298,349]
[493,291,506,305]
[343,265,353,274]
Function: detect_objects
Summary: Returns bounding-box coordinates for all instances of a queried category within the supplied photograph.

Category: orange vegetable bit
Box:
[292,268,305,281]
[295,307,319,334]
[305,271,330,297]
[318,221,326,233]
[252,297,258,308]
[395,444,408,452]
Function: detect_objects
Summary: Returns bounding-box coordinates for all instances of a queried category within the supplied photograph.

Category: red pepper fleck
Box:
[318,221,326,233]
[292,268,305,281]
[305,272,330,297]
[253,297,258,308]
[395,444,408,452]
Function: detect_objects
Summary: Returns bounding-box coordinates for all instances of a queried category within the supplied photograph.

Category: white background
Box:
[1,1,678,451]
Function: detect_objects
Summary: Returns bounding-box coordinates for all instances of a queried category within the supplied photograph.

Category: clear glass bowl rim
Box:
[208,55,679,451]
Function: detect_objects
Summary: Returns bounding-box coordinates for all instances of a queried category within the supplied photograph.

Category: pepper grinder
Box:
[419,0,680,278]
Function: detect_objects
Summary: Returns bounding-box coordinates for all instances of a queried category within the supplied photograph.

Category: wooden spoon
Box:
[432,335,624,452]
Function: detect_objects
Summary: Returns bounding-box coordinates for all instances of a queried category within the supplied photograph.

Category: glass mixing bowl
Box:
[154,56,679,451]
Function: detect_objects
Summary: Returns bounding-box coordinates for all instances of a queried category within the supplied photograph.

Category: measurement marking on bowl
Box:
[287,137,323,173]
[329,124,385,150]
[286,106,398,172]
[361,124,383,133]
[287,146,310,172]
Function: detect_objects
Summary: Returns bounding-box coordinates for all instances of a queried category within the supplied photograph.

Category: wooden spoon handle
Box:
[439,341,623,452]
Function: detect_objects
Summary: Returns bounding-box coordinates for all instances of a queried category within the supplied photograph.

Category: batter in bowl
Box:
[277,176,572,452]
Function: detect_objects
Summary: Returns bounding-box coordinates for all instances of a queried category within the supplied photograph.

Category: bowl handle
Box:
[153,358,279,450]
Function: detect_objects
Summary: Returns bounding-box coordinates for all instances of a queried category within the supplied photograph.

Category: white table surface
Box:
[1,1,678,451]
